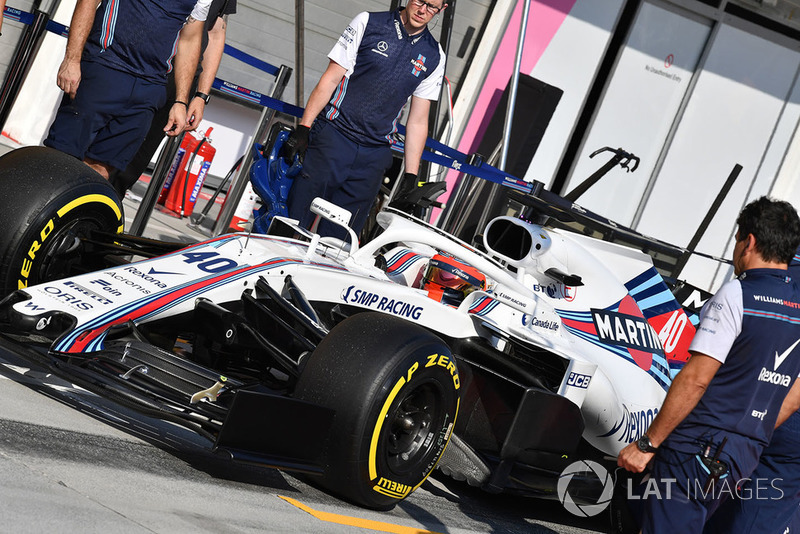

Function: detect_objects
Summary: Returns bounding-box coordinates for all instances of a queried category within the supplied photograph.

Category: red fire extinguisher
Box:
[158,130,198,205]
[160,128,216,217]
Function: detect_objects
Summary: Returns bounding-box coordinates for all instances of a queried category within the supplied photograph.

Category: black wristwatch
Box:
[194,91,211,105]
[637,434,658,453]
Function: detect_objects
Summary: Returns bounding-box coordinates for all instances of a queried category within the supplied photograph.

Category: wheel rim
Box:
[384,379,447,475]
[34,217,108,283]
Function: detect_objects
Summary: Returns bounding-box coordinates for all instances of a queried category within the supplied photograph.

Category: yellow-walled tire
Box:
[294,312,460,509]
[0,147,123,296]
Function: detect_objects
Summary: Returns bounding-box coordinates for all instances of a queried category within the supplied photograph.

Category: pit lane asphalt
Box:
[0,336,608,534]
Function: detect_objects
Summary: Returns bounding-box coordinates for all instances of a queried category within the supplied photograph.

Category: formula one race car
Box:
[0,145,698,511]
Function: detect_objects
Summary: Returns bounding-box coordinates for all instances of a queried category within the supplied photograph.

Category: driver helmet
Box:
[422,253,486,306]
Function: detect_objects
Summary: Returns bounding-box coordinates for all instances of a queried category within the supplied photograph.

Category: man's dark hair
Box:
[736,196,800,264]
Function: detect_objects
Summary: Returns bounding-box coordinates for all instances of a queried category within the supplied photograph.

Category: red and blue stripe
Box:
[100,0,119,50]
[385,249,425,275]
[468,296,498,316]
[326,77,349,121]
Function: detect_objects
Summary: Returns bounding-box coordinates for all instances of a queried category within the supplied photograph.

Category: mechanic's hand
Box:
[389,173,447,214]
[56,58,81,99]
[280,124,310,164]
[164,102,189,137]
[186,97,206,132]
[390,172,420,212]
[617,441,654,473]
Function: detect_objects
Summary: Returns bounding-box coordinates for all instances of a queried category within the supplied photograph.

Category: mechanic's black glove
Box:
[394,172,418,198]
[280,124,310,164]
[389,173,447,215]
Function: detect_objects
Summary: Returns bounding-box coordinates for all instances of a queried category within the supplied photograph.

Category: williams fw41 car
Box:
[0,146,697,510]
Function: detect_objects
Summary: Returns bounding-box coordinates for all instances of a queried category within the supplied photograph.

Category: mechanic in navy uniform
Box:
[108,0,237,198]
[44,0,211,180]
[281,0,447,239]
[703,245,800,534]
[617,197,800,533]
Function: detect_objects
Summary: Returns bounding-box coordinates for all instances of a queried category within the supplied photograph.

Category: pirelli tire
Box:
[0,146,124,295]
[294,312,459,509]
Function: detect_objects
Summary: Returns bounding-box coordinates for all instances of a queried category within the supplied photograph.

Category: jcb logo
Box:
[567,372,591,389]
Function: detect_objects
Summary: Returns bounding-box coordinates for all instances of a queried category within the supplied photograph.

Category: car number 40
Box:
[182,252,238,274]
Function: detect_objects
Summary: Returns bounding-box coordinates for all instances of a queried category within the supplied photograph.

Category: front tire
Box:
[294,312,460,509]
[0,147,124,295]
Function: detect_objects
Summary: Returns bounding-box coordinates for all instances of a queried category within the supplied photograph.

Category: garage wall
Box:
[0,0,39,82]
[634,16,800,291]
[208,0,491,108]
[441,0,624,214]
[217,1,389,104]
[1,0,78,146]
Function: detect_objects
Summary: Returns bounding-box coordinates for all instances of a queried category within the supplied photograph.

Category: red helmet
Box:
[422,253,486,306]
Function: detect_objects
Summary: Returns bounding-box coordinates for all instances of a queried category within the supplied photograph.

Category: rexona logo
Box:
[122,266,168,289]
[591,309,664,354]
[612,405,659,444]
[758,338,800,387]
[557,460,614,517]
[341,285,423,320]
[758,369,793,387]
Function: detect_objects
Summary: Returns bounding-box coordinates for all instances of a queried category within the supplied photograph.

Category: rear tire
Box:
[294,312,459,509]
[0,147,124,295]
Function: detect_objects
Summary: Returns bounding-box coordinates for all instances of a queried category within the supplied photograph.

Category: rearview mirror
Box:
[310,197,359,253]
[311,198,352,227]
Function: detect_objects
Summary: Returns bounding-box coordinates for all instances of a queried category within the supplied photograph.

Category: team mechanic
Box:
[44,0,210,179]
[617,197,800,533]
[109,0,237,198]
[703,246,800,534]
[281,0,447,239]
